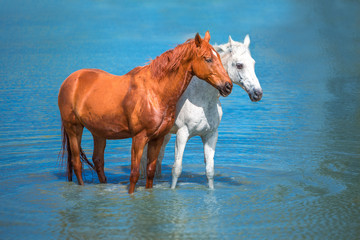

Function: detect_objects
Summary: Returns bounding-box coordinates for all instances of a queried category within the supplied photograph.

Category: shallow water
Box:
[1,0,360,239]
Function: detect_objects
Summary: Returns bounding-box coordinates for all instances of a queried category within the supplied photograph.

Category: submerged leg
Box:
[155,133,171,177]
[64,122,84,185]
[92,135,107,183]
[129,133,148,194]
[201,130,218,189]
[146,136,165,189]
[171,127,189,189]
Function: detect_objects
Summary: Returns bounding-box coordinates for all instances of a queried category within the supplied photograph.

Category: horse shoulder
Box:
[124,69,174,137]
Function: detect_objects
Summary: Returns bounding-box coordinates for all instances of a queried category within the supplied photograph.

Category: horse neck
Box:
[155,61,194,105]
[188,77,220,101]
[146,41,201,105]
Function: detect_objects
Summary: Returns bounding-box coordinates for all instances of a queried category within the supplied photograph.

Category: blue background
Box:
[0,0,359,239]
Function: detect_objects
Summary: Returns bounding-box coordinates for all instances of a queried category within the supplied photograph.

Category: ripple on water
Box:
[1,0,360,239]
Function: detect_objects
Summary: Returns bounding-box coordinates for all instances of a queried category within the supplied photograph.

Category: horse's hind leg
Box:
[63,122,85,185]
[201,130,218,189]
[92,135,107,183]
[146,136,165,189]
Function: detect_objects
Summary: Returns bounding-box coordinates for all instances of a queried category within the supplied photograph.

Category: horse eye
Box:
[204,57,212,63]
[236,63,243,69]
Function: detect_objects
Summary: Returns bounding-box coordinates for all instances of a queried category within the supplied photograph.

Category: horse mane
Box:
[149,39,206,80]
[215,41,249,65]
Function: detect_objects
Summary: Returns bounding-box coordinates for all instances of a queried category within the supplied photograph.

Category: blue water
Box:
[1,0,360,239]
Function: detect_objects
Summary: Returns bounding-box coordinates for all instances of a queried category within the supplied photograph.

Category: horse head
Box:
[214,35,262,102]
[191,31,233,97]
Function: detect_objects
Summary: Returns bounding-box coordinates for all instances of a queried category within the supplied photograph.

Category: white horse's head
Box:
[214,35,262,102]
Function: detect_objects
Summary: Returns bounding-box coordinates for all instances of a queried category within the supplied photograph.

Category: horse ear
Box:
[213,45,224,54]
[204,31,211,42]
[228,35,234,48]
[244,34,250,48]
[195,33,202,48]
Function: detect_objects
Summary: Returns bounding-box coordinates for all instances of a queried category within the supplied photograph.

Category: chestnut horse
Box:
[58,31,232,193]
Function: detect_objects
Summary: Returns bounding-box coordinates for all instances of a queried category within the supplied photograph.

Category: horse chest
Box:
[132,96,176,138]
[175,99,222,135]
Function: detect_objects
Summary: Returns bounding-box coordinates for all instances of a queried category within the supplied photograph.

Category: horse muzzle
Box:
[249,88,263,102]
[219,82,233,97]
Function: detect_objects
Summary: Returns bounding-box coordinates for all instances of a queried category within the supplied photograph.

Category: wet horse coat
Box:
[58,32,232,193]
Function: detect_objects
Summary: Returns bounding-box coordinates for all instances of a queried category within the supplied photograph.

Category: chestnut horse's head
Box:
[191,31,233,97]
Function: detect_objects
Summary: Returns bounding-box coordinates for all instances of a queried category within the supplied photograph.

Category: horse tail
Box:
[60,122,95,181]
[79,146,95,171]
[60,123,73,181]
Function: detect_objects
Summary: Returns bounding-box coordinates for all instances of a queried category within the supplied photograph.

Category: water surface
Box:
[0,0,359,239]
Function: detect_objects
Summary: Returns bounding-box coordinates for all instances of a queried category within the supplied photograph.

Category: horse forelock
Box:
[149,39,198,80]
[219,42,249,64]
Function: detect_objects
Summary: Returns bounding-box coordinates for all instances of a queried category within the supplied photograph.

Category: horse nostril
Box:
[225,82,232,91]
[254,89,263,100]
[219,82,233,97]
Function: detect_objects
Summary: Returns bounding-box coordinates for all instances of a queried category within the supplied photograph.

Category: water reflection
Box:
[55,182,231,239]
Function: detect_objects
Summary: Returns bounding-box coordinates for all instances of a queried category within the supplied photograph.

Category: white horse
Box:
[140,35,262,189]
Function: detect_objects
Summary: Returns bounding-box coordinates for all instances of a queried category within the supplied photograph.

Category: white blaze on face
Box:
[211,49,217,58]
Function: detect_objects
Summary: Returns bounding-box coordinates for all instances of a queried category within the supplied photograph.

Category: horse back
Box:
[58,69,132,137]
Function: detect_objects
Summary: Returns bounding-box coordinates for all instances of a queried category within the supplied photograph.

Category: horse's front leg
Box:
[146,136,165,189]
[171,127,189,189]
[140,133,171,178]
[201,130,218,189]
[129,133,148,194]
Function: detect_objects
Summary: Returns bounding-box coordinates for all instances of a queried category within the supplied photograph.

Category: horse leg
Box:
[129,133,148,194]
[140,133,170,179]
[201,130,218,189]
[64,122,84,185]
[171,127,189,189]
[155,133,171,177]
[92,135,107,183]
[146,136,165,189]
